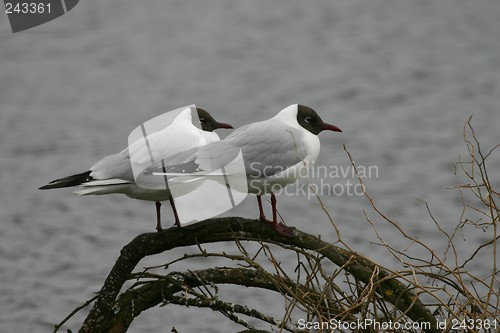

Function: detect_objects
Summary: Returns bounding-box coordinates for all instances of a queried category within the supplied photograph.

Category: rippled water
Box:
[1,0,499,331]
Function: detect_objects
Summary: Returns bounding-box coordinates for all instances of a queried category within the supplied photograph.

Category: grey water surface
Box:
[1,0,499,331]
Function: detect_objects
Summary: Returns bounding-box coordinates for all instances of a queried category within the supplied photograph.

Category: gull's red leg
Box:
[270,193,295,237]
[155,201,163,232]
[271,192,277,224]
[169,197,181,228]
[257,195,271,224]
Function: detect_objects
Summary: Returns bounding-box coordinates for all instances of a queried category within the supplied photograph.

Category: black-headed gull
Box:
[158,104,342,236]
[39,107,233,231]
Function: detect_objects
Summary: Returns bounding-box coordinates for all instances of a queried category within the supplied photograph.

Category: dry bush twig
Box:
[344,117,499,332]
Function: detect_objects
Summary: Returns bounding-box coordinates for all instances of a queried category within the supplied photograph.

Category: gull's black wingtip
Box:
[38,171,93,190]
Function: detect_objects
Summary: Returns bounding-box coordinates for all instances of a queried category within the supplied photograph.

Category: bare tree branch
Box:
[78,218,438,333]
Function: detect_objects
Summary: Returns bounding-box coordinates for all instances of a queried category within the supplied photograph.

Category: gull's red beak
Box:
[216,122,234,129]
[321,123,342,132]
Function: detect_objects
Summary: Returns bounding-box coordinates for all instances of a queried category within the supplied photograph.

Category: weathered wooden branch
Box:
[78,217,438,333]
[109,268,296,332]
[106,266,350,332]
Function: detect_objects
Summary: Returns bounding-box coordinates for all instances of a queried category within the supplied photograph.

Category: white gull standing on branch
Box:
[39,107,233,231]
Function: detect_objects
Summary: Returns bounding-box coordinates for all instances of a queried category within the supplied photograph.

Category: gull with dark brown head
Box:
[162,104,342,236]
[39,107,233,232]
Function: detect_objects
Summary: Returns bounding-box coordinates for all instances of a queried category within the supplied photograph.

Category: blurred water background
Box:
[1,0,499,331]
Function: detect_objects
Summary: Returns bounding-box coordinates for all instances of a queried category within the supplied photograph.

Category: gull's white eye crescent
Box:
[199,118,205,122]
[304,117,312,123]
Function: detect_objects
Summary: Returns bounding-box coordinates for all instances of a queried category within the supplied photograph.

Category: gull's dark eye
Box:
[304,116,312,124]
[199,118,205,122]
